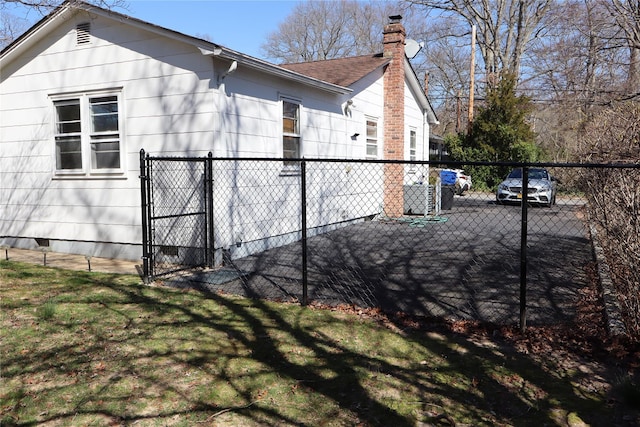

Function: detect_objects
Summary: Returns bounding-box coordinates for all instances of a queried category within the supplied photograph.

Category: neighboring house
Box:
[0,1,438,262]
[429,134,449,161]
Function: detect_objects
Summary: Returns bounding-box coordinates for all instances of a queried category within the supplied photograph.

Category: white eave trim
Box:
[202,46,352,95]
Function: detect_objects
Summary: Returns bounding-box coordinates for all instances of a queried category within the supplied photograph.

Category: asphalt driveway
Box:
[166,193,593,326]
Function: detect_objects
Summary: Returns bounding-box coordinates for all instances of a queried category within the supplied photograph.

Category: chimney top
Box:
[383,14,406,58]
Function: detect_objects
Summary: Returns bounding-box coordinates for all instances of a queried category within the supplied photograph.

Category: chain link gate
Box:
[140,150,214,280]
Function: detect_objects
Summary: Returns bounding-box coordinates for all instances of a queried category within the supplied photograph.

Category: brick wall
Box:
[382,16,405,218]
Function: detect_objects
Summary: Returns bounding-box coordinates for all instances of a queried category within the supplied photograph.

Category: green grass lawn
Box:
[0,260,633,426]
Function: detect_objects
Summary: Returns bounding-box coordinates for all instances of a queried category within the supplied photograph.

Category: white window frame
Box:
[51,89,124,177]
[281,96,302,172]
[365,117,378,160]
[409,128,417,167]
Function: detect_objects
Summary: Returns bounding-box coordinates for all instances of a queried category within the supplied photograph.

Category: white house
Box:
[0,1,438,264]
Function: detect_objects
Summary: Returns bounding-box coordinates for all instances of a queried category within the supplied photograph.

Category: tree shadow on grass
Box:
[0,267,619,426]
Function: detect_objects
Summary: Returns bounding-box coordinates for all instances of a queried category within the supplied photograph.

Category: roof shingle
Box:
[280,54,390,87]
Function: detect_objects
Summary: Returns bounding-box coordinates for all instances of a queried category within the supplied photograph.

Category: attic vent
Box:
[76,22,91,45]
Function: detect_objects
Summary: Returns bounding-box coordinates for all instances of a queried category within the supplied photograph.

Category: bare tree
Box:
[1,9,30,47]
[406,0,552,84]
[578,102,640,339]
[604,0,640,95]
[261,0,410,63]
[524,0,635,161]
[2,0,126,12]
[408,14,473,133]
[2,0,65,14]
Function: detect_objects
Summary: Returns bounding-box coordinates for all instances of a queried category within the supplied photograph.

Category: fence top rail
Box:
[141,153,640,169]
[145,156,209,163]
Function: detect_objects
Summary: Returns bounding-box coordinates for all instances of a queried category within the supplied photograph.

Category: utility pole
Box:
[467,24,476,137]
[456,90,461,133]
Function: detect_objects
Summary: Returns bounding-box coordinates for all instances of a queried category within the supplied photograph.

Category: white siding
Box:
[207,71,388,256]
[404,80,430,184]
[0,11,216,258]
[347,71,385,159]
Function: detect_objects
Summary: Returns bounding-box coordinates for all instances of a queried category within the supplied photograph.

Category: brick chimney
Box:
[382,15,406,218]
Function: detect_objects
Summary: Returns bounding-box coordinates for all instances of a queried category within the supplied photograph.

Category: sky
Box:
[6,0,305,59]
[126,0,302,58]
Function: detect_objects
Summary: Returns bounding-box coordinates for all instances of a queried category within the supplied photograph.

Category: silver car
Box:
[496,168,557,207]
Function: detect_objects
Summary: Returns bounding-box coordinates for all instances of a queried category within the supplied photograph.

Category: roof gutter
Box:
[200,45,352,95]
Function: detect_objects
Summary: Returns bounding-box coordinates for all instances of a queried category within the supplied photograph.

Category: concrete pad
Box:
[1,247,141,276]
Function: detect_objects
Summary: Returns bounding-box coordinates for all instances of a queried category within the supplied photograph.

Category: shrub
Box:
[444,73,543,190]
[578,102,640,341]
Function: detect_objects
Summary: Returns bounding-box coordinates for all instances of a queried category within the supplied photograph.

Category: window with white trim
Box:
[282,98,301,166]
[409,129,417,161]
[53,91,123,175]
[366,118,378,159]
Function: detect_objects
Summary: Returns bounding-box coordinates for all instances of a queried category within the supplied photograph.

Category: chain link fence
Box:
[140,154,638,332]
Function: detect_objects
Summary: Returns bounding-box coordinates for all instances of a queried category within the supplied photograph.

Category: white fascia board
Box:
[203,46,352,96]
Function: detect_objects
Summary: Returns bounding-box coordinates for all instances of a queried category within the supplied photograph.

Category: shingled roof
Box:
[280,54,391,87]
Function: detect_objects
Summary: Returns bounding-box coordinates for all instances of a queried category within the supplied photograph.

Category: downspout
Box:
[423,110,429,178]
[423,73,430,187]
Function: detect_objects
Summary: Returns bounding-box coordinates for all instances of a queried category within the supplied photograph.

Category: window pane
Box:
[55,136,82,169]
[283,101,298,119]
[91,140,121,169]
[91,96,118,108]
[55,101,81,134]
[283,136,299,159]
[410,130,417,161]
[91,96,118,133]
[92,115,119,133]
[366,120,377,138]
[283,117,296,134]
[94,151,120,169]
[283,100,300,163]
[282,101,299,134]
[366,119,378,159]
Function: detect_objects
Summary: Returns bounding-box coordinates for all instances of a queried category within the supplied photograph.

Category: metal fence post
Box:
[206,152,215,269]
[519,165,529,332]
[301,159,308,306]
[139,149,150,282]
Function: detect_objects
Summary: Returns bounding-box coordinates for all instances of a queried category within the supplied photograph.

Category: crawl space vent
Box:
[76,22,91,45]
